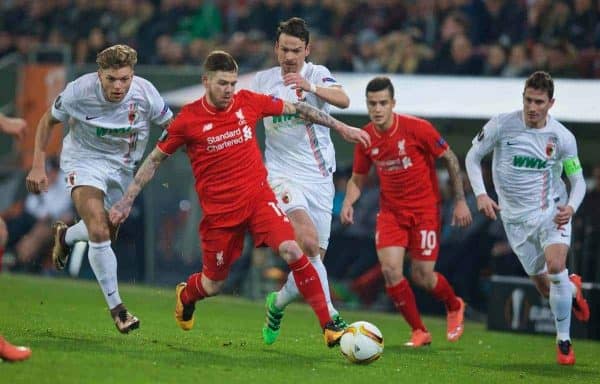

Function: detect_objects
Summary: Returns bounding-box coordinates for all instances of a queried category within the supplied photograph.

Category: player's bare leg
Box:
[411,260,465,342]
[72,186,139,333]
[263,210,346,344]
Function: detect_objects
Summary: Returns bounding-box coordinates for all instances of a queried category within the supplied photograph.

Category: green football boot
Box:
[332,313,349,329]
[262,292,284,345]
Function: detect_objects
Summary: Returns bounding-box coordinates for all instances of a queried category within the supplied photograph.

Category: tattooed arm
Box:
[282,101,370,147]
[440,148,473,227]
[109,147,168,225]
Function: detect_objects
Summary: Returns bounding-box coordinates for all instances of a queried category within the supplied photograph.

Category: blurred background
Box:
[1,0,600,330]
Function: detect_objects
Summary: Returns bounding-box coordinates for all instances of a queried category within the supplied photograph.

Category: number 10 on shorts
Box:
[419,230,436,257]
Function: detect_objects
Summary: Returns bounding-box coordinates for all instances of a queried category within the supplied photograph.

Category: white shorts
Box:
[502,208,571,276]
[61,160,133,209]
[268,177,334,250]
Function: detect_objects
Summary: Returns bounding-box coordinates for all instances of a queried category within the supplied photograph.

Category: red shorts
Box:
[199,186,295,281]
[375,209,440,261]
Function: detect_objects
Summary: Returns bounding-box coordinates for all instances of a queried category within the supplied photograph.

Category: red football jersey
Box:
[158,90,284,222]
[353,113,448,211]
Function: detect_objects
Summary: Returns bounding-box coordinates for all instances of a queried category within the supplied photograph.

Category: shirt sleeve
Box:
[147,82,173,126]
[252,91,285,118]
[418,119,448,158]
[352,142,372,175]
[469,115,500,157]
[465,116,501,197]
[314,66,340,89]
[51,82,75,122]
[156,110,187,155]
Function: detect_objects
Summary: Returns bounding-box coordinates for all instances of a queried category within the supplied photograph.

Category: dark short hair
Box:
[524,71,554,99]
[276,17,310,45]
[366,76,394,99]
[203,50,238,74]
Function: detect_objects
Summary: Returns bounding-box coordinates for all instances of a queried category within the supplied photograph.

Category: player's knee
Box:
[381,263,403,285]
[546,260,565,275]
[298,233,320,257]
[0,219,7,247]
[87,223,110,242]
[278,240,302,263]
[410,267,435,289]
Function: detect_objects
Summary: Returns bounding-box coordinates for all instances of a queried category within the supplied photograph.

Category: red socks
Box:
[289,255,330,328]
[181,273,208,305]
[430,272,461,311]
[386,279,426,331]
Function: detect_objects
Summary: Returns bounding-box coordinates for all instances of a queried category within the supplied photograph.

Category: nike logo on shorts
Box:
[86,115,99,120]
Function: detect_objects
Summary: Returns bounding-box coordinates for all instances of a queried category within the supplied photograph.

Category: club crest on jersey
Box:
[397,139,406,156]
[546,137,557,158]
[215,250,224,267]
[66,171,76,186]
[235,109,247,125]
[371,148,379,156]
[128,103,138,126]
[282,191,291,204]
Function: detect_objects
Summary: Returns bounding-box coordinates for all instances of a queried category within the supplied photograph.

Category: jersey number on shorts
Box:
[268,202,289,222]
[419,230,436,256]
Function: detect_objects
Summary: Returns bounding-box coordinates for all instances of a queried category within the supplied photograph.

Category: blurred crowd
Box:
[1,0,600,77]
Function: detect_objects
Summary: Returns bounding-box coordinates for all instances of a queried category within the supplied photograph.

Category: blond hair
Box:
[96,44,138,70]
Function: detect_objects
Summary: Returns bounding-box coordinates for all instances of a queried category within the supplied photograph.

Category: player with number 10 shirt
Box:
[342,77,472,347]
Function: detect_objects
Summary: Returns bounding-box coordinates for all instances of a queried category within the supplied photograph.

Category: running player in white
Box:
[465,71,590,365]
[25,45,173,334]
[252,17,350,344]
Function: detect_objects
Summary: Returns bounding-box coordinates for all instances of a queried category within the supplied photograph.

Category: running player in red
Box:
[109,50,370,347]
[341,77,472,347]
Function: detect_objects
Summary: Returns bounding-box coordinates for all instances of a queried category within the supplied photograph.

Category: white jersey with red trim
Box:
[251,62,339,183]
[52,73,172,171]
[469,110,578,223]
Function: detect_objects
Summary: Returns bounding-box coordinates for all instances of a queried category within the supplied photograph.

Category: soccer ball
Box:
[339,321,384,364]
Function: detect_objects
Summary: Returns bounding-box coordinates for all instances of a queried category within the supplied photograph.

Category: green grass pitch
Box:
[1,274,599,383]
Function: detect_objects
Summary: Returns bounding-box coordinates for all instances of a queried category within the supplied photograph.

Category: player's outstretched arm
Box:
[283,101,370,147]
[341,173,366,226]
[109,147,168,225]
[440,148,472,227]
[26,109,60,194]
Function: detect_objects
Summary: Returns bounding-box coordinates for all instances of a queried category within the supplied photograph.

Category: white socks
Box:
[548,269,572,342]
[275,255,338,317]
[88,240,121,309]
[65,221,89,246]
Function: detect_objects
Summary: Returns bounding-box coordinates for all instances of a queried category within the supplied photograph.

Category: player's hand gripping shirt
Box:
[353,114,448,212]
[252,62,338,183]
[469,110,579,223]
[157,90,284,221]
[52,73,172,170]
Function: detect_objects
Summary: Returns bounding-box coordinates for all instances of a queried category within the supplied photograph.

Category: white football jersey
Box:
[252,62,338,183]
[52,73,172,170]
[469,110,578,223]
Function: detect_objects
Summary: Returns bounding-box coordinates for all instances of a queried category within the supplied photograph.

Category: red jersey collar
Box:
[201,95,234,115]
[372,114,399,138]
